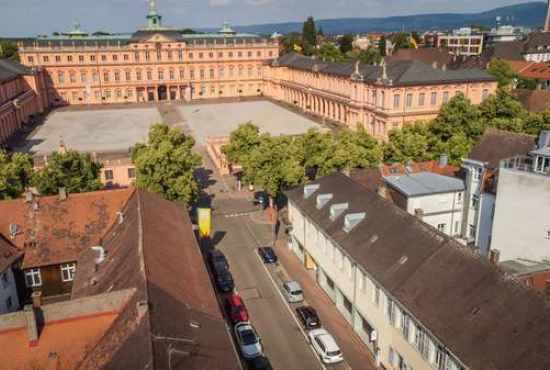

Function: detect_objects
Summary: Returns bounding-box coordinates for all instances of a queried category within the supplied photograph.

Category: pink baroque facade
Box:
[17,4,279,106]
[0,59,47,145]
[263,53,497,140]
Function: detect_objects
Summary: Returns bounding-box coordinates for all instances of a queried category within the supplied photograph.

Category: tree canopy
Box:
[31,150,103,195]
[131,123,201,207]
[0,41,20,61]
[339,35,354,54]
[348,48,382,65]
[487,59,518,88]
[0,149,33,200]
[302,16,317,55]
[317,43,344,62]
[221,122,262,165]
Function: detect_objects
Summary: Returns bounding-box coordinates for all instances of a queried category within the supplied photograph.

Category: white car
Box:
[234,322,263,359]
[308,328,343,364]
[282,281,304,303]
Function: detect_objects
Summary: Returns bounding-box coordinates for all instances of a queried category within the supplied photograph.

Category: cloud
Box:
[209,0,230,6]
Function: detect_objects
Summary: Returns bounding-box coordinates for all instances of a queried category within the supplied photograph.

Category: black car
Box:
[257,246,278,264]
[296,306,321,329]
[208,249,229,274]
[215,269,235,293]
[248,356,273,370]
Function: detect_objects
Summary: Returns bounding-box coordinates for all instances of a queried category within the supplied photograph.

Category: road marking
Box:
[242,218,328,370]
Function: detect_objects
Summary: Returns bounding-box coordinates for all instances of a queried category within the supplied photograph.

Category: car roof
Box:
[210,249,225,257]
[284,281,301,290]
[235,322,253,331]
[299,306,316,314]
[229,293,244,304]
[316,333,339,352]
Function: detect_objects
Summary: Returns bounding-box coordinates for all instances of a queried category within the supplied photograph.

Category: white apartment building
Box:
[285,172,550,370]
[383,172,465,237]
[0,236,21,314]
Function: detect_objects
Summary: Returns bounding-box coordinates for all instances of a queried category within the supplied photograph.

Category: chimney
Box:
[376,186,387,199]
[136,301,149,323]
[24,305,39,347]
[58,187,67,201]
[58,138,67,155]
[440,153,448,168]
[31,291,42,308]
[414,208,424,220]
[25,189,34,203]
[545,280,550,297]
[489,249,500,267]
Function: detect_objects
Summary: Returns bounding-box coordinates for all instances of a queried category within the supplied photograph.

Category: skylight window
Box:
[330,203,349,220]
[303,184,319,199]
[343,212,366,232]
[316,193,333,209]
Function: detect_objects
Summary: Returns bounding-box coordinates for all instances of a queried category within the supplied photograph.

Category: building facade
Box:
[0,235,22,314]
[424,30,484,56]
[263,53,496,140]
[0,59,47,145]
[17,3,279,106]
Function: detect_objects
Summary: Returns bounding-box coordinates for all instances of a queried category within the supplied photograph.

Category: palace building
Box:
[17,0,279,106]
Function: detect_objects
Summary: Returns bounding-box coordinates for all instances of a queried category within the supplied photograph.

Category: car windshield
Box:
[292,290,303,296]
[327,349,341,357]
[241,330,258,345]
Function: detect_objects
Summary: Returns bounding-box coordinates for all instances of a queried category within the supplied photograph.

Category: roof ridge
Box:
[483,128,537,139]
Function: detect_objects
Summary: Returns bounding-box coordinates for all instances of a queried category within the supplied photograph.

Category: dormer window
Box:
[316,194,333,209]
[303,184,319,199]
[330,203,348,220]
[344,213,366,232]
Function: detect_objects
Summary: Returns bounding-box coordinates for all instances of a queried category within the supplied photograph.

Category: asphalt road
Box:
[210,212,325,370]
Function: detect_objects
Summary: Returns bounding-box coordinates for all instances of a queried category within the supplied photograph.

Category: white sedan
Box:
[235,322,263,359]
[308,328,343,364]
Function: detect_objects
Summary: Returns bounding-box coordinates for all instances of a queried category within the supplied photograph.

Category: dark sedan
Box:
[248,356,273,370]
[215,269,235,293]
[257,246,278,264]
[296,306,321,329]
[208,249,229,274]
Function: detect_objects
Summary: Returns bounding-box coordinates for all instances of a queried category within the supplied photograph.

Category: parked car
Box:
[247,356,273,370]
[308,329,343,364]
[296,305,321,329]
[235,322,263,359]
[208,249,229,274]
[215,269,235,293]
[226,293,249,323]
[257,246,278,263]
[282,281,304,303]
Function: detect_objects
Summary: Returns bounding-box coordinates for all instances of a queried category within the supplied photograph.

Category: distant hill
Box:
[200,2,547,35]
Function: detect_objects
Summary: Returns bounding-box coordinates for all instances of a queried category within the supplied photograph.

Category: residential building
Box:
[491,135,550,261]
[500,258,550,294]
[0,188,240,370]
[461,129,538,256]
[509,60,550,91]
[263,53,496,140]
[17,1,279,106]
[523,32,550,62]
[484,25,525,46]
[0,58,48,145]
[0,234,22,314]
[0,188,134,301]
[286,171,550,370]
[424,30,484,56]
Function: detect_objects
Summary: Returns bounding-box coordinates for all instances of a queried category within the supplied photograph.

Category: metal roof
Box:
[531,146,550,157]
[384,172,465,197]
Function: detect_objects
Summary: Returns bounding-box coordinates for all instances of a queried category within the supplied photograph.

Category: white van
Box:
[308,329,343,364]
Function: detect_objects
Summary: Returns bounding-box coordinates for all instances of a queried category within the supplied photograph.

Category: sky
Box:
[0,0,539,37]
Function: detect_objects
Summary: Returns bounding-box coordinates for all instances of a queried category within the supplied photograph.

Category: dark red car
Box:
[226,293,249,323]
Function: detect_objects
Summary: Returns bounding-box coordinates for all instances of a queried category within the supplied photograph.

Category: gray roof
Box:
[384,172,464,197]
[0,58,34,83]
[275,53,495,86]
[500,258,550,277]
[285,172,550,370]
[530,146,550,157]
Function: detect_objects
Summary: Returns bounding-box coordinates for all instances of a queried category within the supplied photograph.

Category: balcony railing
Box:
[501,156,550,176]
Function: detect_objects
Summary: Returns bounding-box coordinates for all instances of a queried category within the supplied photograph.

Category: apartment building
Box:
[0,234,22,314]
[263,52,496,140]
[424,30,484,56]
[17,1,279,106]
[286,172,550,370]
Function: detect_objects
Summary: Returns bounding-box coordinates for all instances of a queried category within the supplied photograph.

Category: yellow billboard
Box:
[197,207,211,238]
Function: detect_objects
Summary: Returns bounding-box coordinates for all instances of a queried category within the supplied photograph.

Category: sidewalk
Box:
[273,236,379,370]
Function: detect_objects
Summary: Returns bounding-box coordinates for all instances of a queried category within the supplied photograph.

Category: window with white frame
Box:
[60,263,76,282]
[414,325,430,360]
[402,311,411,339]
[437,223,446,233]
[25,268,42,287]
[372,284,380,307]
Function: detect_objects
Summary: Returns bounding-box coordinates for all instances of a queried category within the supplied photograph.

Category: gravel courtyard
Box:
[179,101,320,144]
[17,107,161,154]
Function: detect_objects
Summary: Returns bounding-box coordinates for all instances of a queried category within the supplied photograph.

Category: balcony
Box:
[501,156,550,176]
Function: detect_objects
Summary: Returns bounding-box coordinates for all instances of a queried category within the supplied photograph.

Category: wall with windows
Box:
[23,262,76,299]
[404,192,464,237]
[288,200,468,370]
[0,267,19,314]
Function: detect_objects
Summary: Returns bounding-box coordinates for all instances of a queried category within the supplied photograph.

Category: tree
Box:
[392,33,410,51]
[324,124,380,173]
[524,111,550,135]
[339,35,354,54]
[292,128,335,174]
[242,135,306,197]
[487,58,518,88]
[430,94,483,141]
[0,149,33,200]
[0,41,20,62]
[31,150,103,195]
[316,43,344,62]
[479,87,527,132]
[221,122,262,166]
[378,36,387,57]
[349,48,382,65]
[317,27,324,36]
[433,132,473,166]
[281,32,303,54]
[383,123,433,163]
[131,123,201,207]
[302,16,317,55]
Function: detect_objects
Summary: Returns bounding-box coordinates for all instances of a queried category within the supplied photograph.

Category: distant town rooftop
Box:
[384,172,465,197]
[500,258,550,277]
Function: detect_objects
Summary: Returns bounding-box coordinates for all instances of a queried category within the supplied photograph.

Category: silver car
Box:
[235,322,262,359]
[282,281,304,303]
[308,328,343,364]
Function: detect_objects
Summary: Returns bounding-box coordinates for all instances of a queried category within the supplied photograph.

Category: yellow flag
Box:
[197,207,211,238]
[410,37,419,50]
[293,44,303,53]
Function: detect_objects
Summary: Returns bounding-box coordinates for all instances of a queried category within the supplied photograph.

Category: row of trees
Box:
[0,41,20,61]
[0,124,201,208]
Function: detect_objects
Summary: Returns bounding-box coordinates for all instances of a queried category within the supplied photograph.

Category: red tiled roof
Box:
[508,60,550,80]
[0,233,22,274]
[0,188,135,269]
